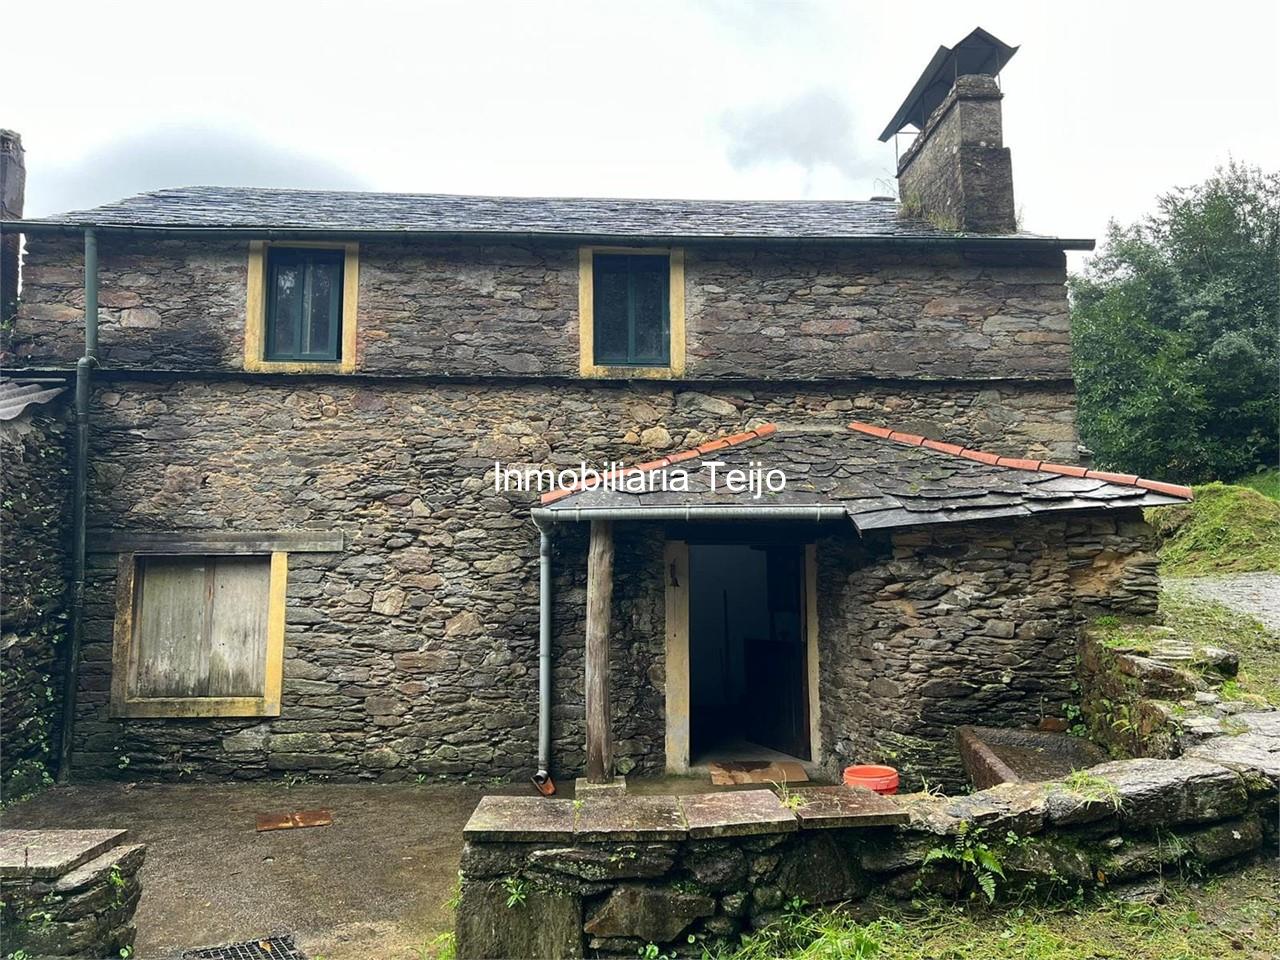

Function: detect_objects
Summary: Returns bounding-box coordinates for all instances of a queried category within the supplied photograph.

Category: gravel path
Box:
[1167,572,1280,632]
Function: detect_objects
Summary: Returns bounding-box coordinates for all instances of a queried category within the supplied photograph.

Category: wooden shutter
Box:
[130,556,271,699]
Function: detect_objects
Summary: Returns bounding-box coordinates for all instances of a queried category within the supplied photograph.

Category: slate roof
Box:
[10,186,1092,248]
[534,423,1190,531]
[0,378,68,421]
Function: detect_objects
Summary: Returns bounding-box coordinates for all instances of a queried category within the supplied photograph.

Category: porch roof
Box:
[533,422,1192,531]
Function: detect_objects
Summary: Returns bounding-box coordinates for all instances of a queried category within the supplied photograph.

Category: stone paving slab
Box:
[0,828,128,879]
[574,795,687,842]
[679,789,799,839]
[791,786,909,829]
[463,796,575,841]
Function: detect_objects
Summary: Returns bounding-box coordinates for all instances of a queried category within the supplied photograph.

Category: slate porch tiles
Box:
[0,828,129,879]
[791,786,909,829]
[463,796,575,842]
[679,789,799,839]
[574,796,687,842]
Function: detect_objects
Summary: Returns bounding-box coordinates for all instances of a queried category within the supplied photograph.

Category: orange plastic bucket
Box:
[843,764,900,795]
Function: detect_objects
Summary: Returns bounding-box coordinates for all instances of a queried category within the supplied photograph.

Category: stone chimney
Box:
[880,29,1019,234]
[1,129,25,322]
[896,75,1014,233]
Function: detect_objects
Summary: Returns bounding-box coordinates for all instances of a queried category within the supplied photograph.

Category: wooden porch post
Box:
[585,518,614,782]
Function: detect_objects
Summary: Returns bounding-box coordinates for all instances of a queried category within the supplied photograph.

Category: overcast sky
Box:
[7,0,1279,268]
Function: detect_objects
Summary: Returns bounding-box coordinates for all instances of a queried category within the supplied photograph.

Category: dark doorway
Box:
[688,543,810,762]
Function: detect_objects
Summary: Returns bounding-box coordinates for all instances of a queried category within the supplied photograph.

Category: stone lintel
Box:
[53,843,146,893]
[463,796,575,842]
[679,789,799,839]
[0,829,129,879]
[792,786,909,829]
[573,796,687,842]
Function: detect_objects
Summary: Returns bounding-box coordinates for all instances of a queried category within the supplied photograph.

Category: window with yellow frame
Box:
[579,246,685,377]
[245,240,359,373]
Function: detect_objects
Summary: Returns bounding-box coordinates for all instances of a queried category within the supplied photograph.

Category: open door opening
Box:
[688,543,810,763]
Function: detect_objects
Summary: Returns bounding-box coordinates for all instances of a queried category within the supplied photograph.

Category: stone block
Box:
[573,796,686,842]
[792,786,909,830]
[1090,758,1249,827]
[1184,815,1263,864]
[583,884,714,943]
[682,841,748,891]
[527,843,675,881]
[0,829,127,879]
[679,789,798,838]
[774,832,869,905]
[456,879,582,959]
[463,796,575,842]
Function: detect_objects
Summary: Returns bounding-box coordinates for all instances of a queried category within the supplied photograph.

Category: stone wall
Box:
[1,400,70,797]
[9,235,1071,382]
[0,829,144,957]
[456,721,1280,958]
[64,368,1147,784]
[818,511,1159,790]
[897,75,1015,234]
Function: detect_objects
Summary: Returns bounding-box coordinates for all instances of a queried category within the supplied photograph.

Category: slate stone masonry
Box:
[0,828,145,958]
[1,399,71,796]
[9,235,1072,383]
[456,719,1279,959]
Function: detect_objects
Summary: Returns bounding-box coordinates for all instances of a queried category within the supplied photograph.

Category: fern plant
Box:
[922,824,1006,903]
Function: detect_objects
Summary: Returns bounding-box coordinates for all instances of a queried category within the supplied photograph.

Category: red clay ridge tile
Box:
[922,439,965,456]
[1136,478,1194,499]
[959,448,1002,465]
[848,421,893,439]
[887,431,926,446]
[667,448,701,464]
[996,456,1042,471]
[1038,462,1089,478]
[721,430,759,446]
[697,438,732,453]
[1086,469,1139,485]
[540,487,574,504]
[633,458,671,472]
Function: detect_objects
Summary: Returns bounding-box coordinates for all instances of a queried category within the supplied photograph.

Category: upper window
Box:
[111,552,287,717]
[266,247,345,362]
[592,253,670,366]
[579,247,685,377]
[245,241,359,373]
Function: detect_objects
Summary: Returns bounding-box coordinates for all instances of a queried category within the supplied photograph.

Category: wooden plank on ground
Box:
[255,810,333,832]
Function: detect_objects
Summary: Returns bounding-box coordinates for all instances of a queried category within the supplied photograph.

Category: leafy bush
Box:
[1071,162,1278,484]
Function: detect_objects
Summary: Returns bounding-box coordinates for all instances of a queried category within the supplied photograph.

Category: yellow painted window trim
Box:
[579,245,686,378]
[245,240,359,373]
[109,551,288,719]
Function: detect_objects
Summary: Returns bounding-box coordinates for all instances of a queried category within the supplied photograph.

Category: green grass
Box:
[1238,467,1280,501]
[713,862,1280,959]
[1159,588,1280,706]
[1146,481,1280,575]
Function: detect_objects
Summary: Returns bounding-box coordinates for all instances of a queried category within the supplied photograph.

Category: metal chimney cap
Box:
[878,27,1019,142]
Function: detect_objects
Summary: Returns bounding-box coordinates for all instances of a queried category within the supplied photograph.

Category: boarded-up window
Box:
[112,552,287,718]
[130,556,270,698]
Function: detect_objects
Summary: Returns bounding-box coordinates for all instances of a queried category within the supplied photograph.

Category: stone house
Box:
[1,30,1191,790]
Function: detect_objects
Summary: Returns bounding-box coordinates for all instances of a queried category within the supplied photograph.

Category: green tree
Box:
[1070,162,1279,483]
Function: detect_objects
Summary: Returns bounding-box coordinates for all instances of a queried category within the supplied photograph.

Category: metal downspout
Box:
[56,227,97,782]
[531,518,556,794]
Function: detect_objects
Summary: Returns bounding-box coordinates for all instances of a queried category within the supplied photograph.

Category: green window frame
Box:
[265,247,345,362]
[591,253,671,366]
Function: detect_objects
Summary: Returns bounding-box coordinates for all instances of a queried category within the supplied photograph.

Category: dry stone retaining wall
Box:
[0,829,144,958]
[1,400,71,796]
[457,717,1280,958]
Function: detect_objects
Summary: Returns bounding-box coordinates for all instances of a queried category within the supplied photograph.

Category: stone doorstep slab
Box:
[0,829,129,880]
[679,789,799,839]
[573,796,687,842]
[463,796,575,842]
[791,786,910,829]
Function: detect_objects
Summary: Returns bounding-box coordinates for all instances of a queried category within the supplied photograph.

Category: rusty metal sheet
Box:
[254,810,333,832]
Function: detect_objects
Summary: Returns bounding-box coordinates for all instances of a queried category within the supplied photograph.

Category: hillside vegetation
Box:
[1146,479,1280,576]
